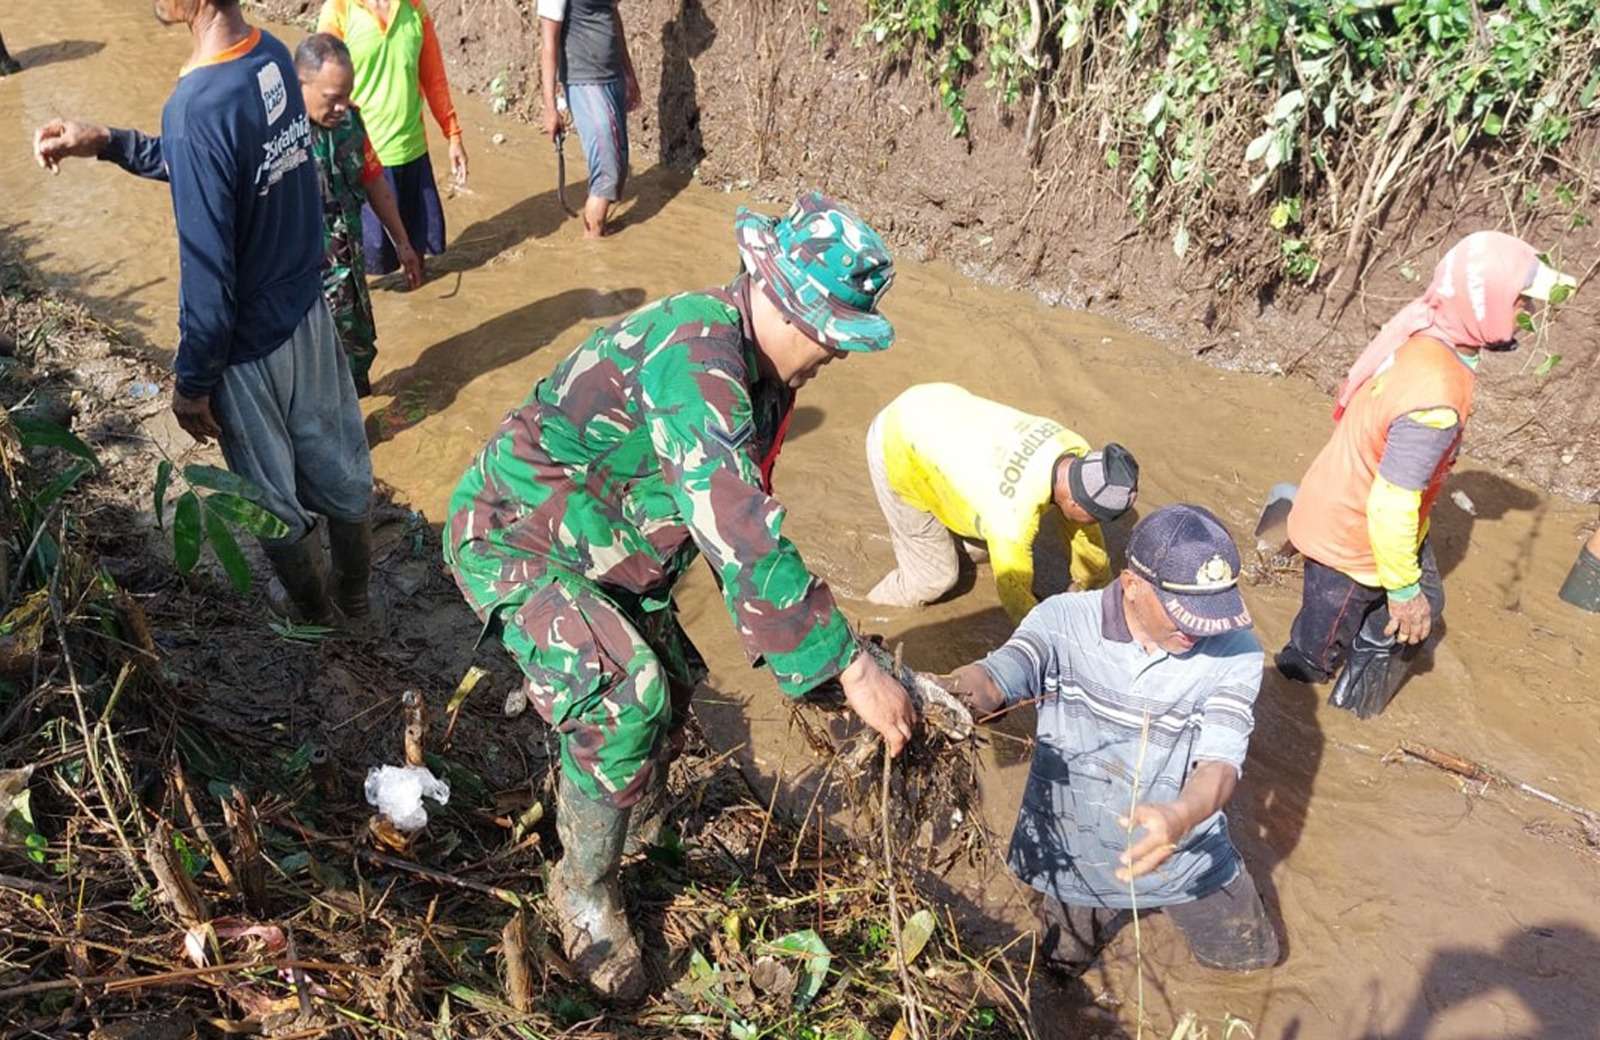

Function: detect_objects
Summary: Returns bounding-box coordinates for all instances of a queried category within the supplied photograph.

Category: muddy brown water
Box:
[5,6,1600,1036]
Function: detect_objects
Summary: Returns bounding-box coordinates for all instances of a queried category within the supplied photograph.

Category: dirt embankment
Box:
[257,0,1600,506]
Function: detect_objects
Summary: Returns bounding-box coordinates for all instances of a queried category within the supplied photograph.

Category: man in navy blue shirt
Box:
[33,0,376,628]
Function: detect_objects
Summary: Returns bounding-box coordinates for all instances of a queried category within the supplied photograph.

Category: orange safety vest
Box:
[1288,335,1475,583]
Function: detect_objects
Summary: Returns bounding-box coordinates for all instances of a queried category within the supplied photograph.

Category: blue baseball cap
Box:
[1126,504,1253,637]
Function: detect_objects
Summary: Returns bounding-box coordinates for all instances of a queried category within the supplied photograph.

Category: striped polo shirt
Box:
[980,584,1262,908]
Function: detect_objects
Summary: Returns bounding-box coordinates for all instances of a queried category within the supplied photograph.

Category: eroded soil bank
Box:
[3,4,1600,1037]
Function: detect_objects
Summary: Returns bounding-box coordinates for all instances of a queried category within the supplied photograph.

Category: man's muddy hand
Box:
[172,391,222,446]
[840,650,917,757]
[1384,592,1432,645]
[34,119,109,173]
[1116,801,1190,881]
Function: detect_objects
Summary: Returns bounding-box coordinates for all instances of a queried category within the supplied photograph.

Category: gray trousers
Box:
[212,300,373,546]
[1038,864,1279,974]
[865,412,963,607]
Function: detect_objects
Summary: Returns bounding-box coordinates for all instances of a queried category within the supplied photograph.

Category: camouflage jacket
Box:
[309,108,378,362]
[447,275,857,696]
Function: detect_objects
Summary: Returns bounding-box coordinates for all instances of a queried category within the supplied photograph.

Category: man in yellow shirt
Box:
[866,383,1139,622]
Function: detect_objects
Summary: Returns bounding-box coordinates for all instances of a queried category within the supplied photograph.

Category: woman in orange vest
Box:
[1276,231,1574,718]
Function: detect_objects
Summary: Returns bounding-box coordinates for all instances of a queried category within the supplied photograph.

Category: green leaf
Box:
[203,503,252,594]
[1245,129,1273,164]
[278,851,312,874]
[1534,354,1562,377]
[1141,91,1166,125]
[1269,89,1305,123]
[25,830,47,864]
[32,460,94,515]
[173,491,203,573]
[433,994,452,1040]
[172,831,207,878]
[1482,111,1503,136]
[154,460,173,530]
[182,464,265,501]
[10,788,36,828]
[205,492,290,540]
[771,929,831,1008]
[1548,283,1573,306]
[1582,70,1600,110]
[1515,311,1536,333]
[899,908,937,965]
[13,415,98,467]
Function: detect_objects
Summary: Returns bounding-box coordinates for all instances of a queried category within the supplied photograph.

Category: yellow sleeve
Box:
[316,0,348,36]
[991,536,1038,624]
[1367,475,1424,592]
[1065,520,1112,590]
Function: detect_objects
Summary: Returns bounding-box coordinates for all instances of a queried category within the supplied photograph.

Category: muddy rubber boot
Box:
[261,527,334,626]
[1326,634,1405,719]
[327,517,375,629]
[549,773,648,1003]
[623,765,669,856]
[1558,540,1600,613]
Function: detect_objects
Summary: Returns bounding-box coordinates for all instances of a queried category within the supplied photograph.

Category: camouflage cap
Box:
[734,192,896,352]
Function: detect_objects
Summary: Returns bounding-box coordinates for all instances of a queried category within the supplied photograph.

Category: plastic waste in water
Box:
[364,764,451,832]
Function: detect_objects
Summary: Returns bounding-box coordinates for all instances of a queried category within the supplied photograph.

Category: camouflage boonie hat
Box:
[734,191,896,352]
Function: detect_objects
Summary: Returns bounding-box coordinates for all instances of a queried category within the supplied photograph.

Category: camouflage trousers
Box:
[322,254,378,391]
[450,545,706,809]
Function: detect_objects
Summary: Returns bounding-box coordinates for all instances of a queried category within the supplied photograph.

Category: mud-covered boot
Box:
[261,527,333,625]
[549,773,648,1002]
[623,765,669,856]
[0,36,20,76]
[327,517,375,630]
[1326,634,1405,719]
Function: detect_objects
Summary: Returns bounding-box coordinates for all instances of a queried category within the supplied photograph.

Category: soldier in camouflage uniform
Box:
[445,192,917,1000]
[296,34,422,398]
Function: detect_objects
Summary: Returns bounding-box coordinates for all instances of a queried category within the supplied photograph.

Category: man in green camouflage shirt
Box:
[296,33,421,398]
[444,193,916,1000]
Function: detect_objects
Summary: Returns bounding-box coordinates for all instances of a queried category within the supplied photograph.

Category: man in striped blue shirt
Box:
[945,504,1278,974]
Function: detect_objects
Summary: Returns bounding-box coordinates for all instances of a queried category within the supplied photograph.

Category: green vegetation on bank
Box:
[861,0,1599,287]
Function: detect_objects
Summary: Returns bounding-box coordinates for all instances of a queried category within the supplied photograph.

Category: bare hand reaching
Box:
[34,119,110,173]
[840,650,917,757]
[1116,801,1191,881]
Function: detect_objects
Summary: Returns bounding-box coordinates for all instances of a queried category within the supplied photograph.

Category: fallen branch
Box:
[881,699,925,1040]
[275,815,524,908]
[1394,741,1600,825]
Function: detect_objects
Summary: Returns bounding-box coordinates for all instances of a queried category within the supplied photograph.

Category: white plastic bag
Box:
[363,765,451,832]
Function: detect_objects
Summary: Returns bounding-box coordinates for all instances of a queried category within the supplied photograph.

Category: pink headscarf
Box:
[1333,231,1538,419]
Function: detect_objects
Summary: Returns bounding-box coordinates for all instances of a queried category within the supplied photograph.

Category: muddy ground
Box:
[252,0,1600,504]
[4,3,1600,1038]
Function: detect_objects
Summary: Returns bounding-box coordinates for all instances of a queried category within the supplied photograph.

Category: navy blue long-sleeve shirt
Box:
[99,29,322,398]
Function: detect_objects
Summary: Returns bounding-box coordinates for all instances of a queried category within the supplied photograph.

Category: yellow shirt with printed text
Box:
[880,383,1110,622]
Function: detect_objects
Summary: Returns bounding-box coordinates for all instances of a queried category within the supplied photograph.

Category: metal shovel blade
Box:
[1254,482,1298,556]
[555,130,578,218]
